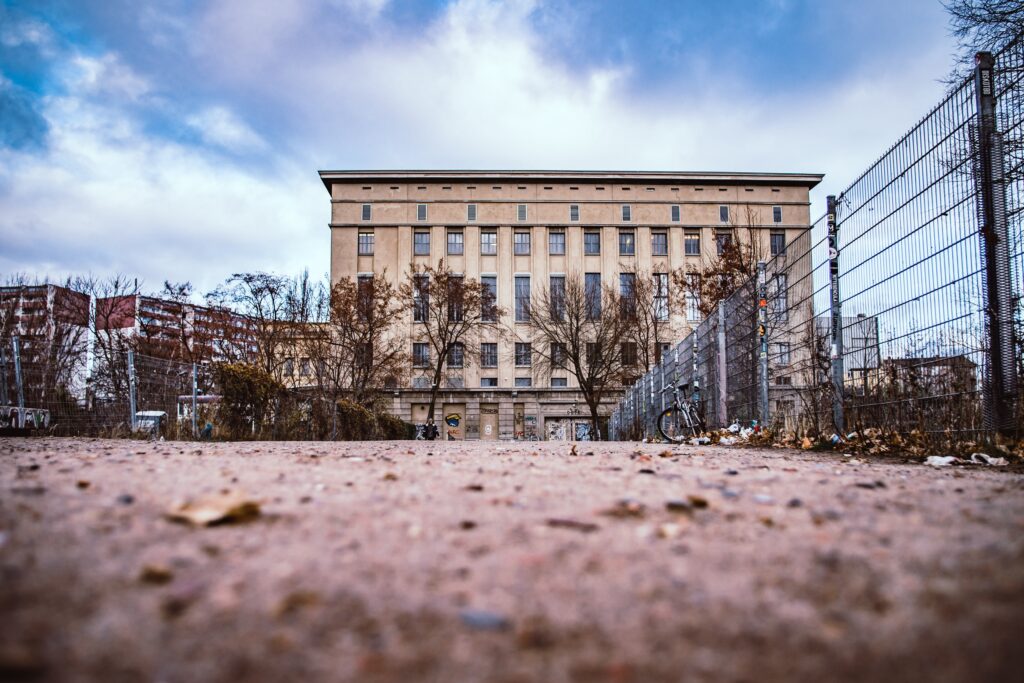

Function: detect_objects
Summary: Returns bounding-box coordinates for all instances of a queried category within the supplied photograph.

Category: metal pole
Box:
[128,350,137,431]
[716,303,728,427]
[827,195,845,434]
[12,337,25,428]
[0,347,8,406]
[192,363,198,438]
[757,261,770,426]
[974,51,1018,434]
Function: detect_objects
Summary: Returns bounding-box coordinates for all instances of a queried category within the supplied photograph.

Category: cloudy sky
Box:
[0,0,959,295]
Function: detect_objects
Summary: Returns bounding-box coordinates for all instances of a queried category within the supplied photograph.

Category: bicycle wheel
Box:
[685,404,706,436]
[658,406,693,443]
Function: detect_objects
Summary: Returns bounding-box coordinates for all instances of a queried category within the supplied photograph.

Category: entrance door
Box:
[480,404,499,441]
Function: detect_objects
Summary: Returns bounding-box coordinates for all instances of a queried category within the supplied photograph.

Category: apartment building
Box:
[320,170,822,440]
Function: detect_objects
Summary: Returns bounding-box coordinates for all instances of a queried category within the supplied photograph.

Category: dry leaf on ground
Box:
[166,489,261,526]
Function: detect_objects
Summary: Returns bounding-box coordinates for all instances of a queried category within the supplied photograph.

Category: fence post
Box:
[12,337,25,428]
[826,195,845,434]
[0,346,8,406]
[757,261,770,426]
[192,363,198,439]
[128,350,137,431]
[716,303,728,427]
[974,51,1018,435]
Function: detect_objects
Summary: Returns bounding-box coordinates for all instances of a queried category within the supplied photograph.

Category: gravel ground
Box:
[1,437,1023,683]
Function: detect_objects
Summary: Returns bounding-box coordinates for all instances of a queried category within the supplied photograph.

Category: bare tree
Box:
[628,267,677,372]
[399,261,504,424]
[945,1,1024,72]
[90,274,142,402]
[528,273,631,440]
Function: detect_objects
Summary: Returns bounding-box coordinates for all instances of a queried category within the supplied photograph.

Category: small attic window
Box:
[621,187,631,191]
[492,185,502,189]
[570,186,579,190]
[390,185,399,190]
[695,187,704,192]
[670,187,679,192]
[417,185,427,190]
[442,186,452,190]
[744,188,754,192]
[646,187,655,192]
[362,186,371,190]
[596,186,605,191]
[544,186,553,190]
[719,188,727,192]
[772,188,781,192]
[467,185,476,189]
[517,185,527,190]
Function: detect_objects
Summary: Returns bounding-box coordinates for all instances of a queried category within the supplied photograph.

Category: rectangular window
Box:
[685,231,700,256]
[514,231,531,255]
[654,273,669,321]
[551,342,567,368]
[549,275,565,320]
[550,377,568,388]
[651,231,668,256]
[621,204,631,222]
[361,204,371,221]
[447,342,464,368]
[447,276,464,322]
[670,205,680,222]
[570,204,580,222]
[515,342,532,367]
[619,272,636,318]
[480,275,497,322]
[413,275,428,322]
[773,205,782,223]
[775,375,793,386]
[585,273,602,320]
[774,342,791,366]
[417,204,427,221]
[719,205,729,223]
[586,342,601,367]
[657,342,671,364]
[481,377,498,388]
[770,231,786,256]
[549,230,566,255]
[480,230,497,255]
[515,275,530,322]
[517,204,527,221]
[358,231,374,255]
[413,342,430,367]
[447,230,464,255]
[621,342,638,366]
[480,342,498,367]
[619,230,635,256]
[414,231,430,255]
[773,274,788,319]
[467,204,477,221]
[716,230,731,255]
[515,377,532,387]
[584,231,601,255]
[685,273,701,321]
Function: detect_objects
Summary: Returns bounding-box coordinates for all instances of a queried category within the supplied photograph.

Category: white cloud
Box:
[67,53,151,102]
[186,106,268,153]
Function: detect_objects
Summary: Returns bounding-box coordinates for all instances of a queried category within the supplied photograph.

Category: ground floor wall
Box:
[389,388,619,441]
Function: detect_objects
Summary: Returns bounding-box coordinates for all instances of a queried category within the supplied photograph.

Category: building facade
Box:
[320,170,822,440]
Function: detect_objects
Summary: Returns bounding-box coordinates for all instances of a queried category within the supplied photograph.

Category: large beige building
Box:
[319,170,822,440]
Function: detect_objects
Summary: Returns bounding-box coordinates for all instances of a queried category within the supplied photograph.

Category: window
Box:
[685,273,701,321]
[299,358,311,377]
[585,273,602,320]
[481,377,498,388]
[515,342,532,366]
[549,230,566,255]
[657,342,671,364]
[549,275,565,320]
[480,275,497,322]
[480,342,498,367]
[586,343,601,367]
[773,274,788,319]
[467,204,477,221]
[514,231,531,255]
[414,231,430,255]
[719,205,729,223]
[447,276,464,322]
[584,231,601,255]
[480,230,497,255]
[515,377,532,387]
[671,205,680,222]
[774,342,791,366]
[773,205,782,223]
[551,342,567,368]
[684,231,700,256]
[771,231,786,256]
[361,204,371,221]
[654,273,669,321]
[515,275,530,322]
[283,358,294,376]
[517,204,527,221]
[621,205,632,222]
[413,343,430,367]
[447,342,464,368]
[358,231,374,255]
[551,377,568,388]
[570,204,580,222]
[413,275,428,322]
[619,230,635,256]
[651,232,668,256]
[716,230,732,255]
[417,204,427,221]
[412,376,431,389]
[619,273,636,318]
[775,375,793,386]
[621,342,638,366]
[447,230,464,255]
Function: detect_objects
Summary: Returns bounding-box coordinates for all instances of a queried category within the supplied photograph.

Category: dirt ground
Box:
[1,437,1023,683]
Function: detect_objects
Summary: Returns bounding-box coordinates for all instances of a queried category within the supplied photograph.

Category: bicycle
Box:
[657,382,706,443]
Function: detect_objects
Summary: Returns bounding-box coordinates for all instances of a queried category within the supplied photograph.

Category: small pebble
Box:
[459,608,510,631]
